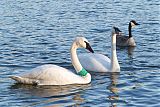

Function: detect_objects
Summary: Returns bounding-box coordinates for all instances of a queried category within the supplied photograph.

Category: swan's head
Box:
[112,27,122,35]
[75,37,94,53]
[130,20,140,28]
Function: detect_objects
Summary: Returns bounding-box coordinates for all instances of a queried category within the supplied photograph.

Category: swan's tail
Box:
[10,76,39,85]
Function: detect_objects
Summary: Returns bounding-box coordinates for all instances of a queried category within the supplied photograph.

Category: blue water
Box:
[0,0,160,106]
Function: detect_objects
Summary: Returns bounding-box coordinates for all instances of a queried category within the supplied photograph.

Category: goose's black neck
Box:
[128,23,132,38]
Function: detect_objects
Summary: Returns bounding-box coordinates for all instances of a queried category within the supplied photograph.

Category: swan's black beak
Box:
[135,23,140,25]
[85,41,94,53]
[113,27,122,34]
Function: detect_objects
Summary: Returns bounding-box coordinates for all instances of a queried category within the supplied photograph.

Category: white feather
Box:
[78,28,120,72]
[79,53,111,72]
[10,37,92,85]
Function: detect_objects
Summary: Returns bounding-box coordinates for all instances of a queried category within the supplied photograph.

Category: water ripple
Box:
[0,0,159,106]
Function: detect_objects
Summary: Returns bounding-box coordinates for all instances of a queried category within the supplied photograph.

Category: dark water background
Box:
[0,0,159,106]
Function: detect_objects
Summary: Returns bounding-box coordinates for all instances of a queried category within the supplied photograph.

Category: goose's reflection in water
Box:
[107,72,120,107]
[118,46,135,58]
[127,46,135,57]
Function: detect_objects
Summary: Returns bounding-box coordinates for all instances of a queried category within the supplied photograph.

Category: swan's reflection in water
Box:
[10,73,120,106]
[107,72,120,107]
[10,83,91,106]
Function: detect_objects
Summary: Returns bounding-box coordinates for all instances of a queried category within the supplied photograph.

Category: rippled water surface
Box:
[0,0,160,106]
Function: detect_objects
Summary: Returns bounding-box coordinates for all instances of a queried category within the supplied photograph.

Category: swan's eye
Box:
[84,41,89,47]
[84,41,94,53]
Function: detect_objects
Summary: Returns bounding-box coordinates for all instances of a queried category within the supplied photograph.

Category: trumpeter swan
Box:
[10,37,94,85]
[78,27,121,72]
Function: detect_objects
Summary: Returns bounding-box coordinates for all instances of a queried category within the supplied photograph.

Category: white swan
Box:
[10,37,94,85]
[116,20,140,46]
[78,27,121,72]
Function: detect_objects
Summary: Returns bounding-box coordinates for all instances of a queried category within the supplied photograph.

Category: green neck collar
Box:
[78,68,88,76]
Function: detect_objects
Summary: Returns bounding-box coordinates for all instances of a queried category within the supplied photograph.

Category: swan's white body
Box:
[10,37,93,85]
[79,53,111,72]
[11,65,91,85]
[79,27,120,72]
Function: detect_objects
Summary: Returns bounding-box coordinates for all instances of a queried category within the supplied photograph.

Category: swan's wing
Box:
[11,64,88,85]
[79,53,111,72]
[20,65,68,79]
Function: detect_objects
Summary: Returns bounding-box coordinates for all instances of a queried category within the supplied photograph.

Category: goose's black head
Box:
[130,20,140,27]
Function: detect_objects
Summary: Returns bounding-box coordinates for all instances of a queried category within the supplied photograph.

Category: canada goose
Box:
[116,20,140,46]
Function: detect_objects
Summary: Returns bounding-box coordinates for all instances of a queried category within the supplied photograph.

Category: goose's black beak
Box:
[131,20,140,25]
[85,41,94,53]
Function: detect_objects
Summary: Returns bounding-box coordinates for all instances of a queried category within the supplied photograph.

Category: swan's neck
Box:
[70,41,91,83]
[111,34,120,72]
[70,42,83,73]
[128,23,132,38]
